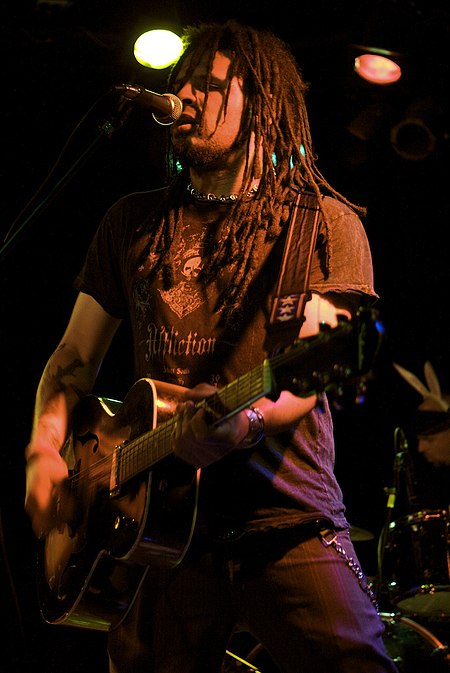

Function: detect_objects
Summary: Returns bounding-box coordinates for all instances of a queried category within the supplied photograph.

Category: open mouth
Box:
[173,115,198,136]
[176,113,197,127]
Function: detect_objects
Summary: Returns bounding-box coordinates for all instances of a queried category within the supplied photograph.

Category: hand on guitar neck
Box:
[172,383,251,468]
[172,382,317,469]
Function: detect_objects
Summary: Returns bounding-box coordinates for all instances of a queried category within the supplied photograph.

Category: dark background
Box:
[1,1,449,671]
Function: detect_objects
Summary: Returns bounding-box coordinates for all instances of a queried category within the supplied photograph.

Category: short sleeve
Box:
[310,196,378,299]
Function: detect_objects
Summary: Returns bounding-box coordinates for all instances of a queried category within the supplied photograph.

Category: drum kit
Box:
[222,428,450,672]
[373,427,450,671]
[374,508,450,673]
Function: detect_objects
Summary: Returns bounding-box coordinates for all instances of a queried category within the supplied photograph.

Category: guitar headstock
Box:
[268,307,385,405]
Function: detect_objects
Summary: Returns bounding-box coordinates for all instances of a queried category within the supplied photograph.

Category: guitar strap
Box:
[264,189,321,354]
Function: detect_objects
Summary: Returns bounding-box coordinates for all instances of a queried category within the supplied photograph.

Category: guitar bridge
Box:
[110,444,123,496]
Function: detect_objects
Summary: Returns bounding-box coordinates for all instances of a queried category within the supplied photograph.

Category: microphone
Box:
[115,84,183,125]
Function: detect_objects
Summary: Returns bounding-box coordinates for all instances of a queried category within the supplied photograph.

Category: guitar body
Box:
[37,378,200,631]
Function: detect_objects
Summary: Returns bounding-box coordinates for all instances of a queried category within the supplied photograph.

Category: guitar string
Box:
[124,367,263,477]
[115,365,266,478]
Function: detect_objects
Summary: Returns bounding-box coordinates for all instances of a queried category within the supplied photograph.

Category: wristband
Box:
[242,406,265,447]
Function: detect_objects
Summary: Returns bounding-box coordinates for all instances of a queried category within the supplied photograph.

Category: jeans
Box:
[108,526,399,673]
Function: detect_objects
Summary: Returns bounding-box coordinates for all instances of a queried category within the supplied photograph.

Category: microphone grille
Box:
[152,93,183,125]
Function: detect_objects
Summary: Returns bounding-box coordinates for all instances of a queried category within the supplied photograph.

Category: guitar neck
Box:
[203,360,274,424]
[116,361,273,486]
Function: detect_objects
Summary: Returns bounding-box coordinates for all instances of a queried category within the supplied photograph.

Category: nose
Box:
[175,80,197,107]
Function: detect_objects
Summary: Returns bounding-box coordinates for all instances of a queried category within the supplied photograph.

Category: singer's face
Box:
[170,51,245,167]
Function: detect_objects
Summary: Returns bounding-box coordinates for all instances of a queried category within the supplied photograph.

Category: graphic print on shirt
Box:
[158,230,207,319]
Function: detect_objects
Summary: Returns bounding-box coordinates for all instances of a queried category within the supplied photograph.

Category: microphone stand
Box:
[376,454,399,607]
[375,427,417,607]
[0,90,133,264]
[394,426,418,513]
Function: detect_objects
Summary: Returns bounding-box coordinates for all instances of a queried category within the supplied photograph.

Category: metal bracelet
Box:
[242,407,265,447]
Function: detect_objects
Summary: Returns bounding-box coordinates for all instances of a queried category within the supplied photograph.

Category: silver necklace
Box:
[186,183,259,203]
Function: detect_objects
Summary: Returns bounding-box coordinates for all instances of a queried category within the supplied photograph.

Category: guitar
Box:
[37,308,383,631]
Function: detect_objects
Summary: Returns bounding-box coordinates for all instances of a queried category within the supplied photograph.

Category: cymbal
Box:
[349,525,374,542]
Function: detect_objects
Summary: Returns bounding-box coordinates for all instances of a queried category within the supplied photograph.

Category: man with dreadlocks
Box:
[25,19,398,673]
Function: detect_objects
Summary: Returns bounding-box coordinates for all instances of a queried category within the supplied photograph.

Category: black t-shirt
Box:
[75,188,377,533]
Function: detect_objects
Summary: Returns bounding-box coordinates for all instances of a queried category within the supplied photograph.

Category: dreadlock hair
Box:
[146,19,365,316]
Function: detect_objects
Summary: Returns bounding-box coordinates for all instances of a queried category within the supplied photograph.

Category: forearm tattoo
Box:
[44,344,90,400]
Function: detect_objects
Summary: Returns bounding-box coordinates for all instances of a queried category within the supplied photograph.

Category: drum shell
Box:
[380,613,449,673]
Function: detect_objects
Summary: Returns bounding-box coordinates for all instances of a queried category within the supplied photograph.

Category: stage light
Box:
[134,30,183,70]
[354,47,402,85]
